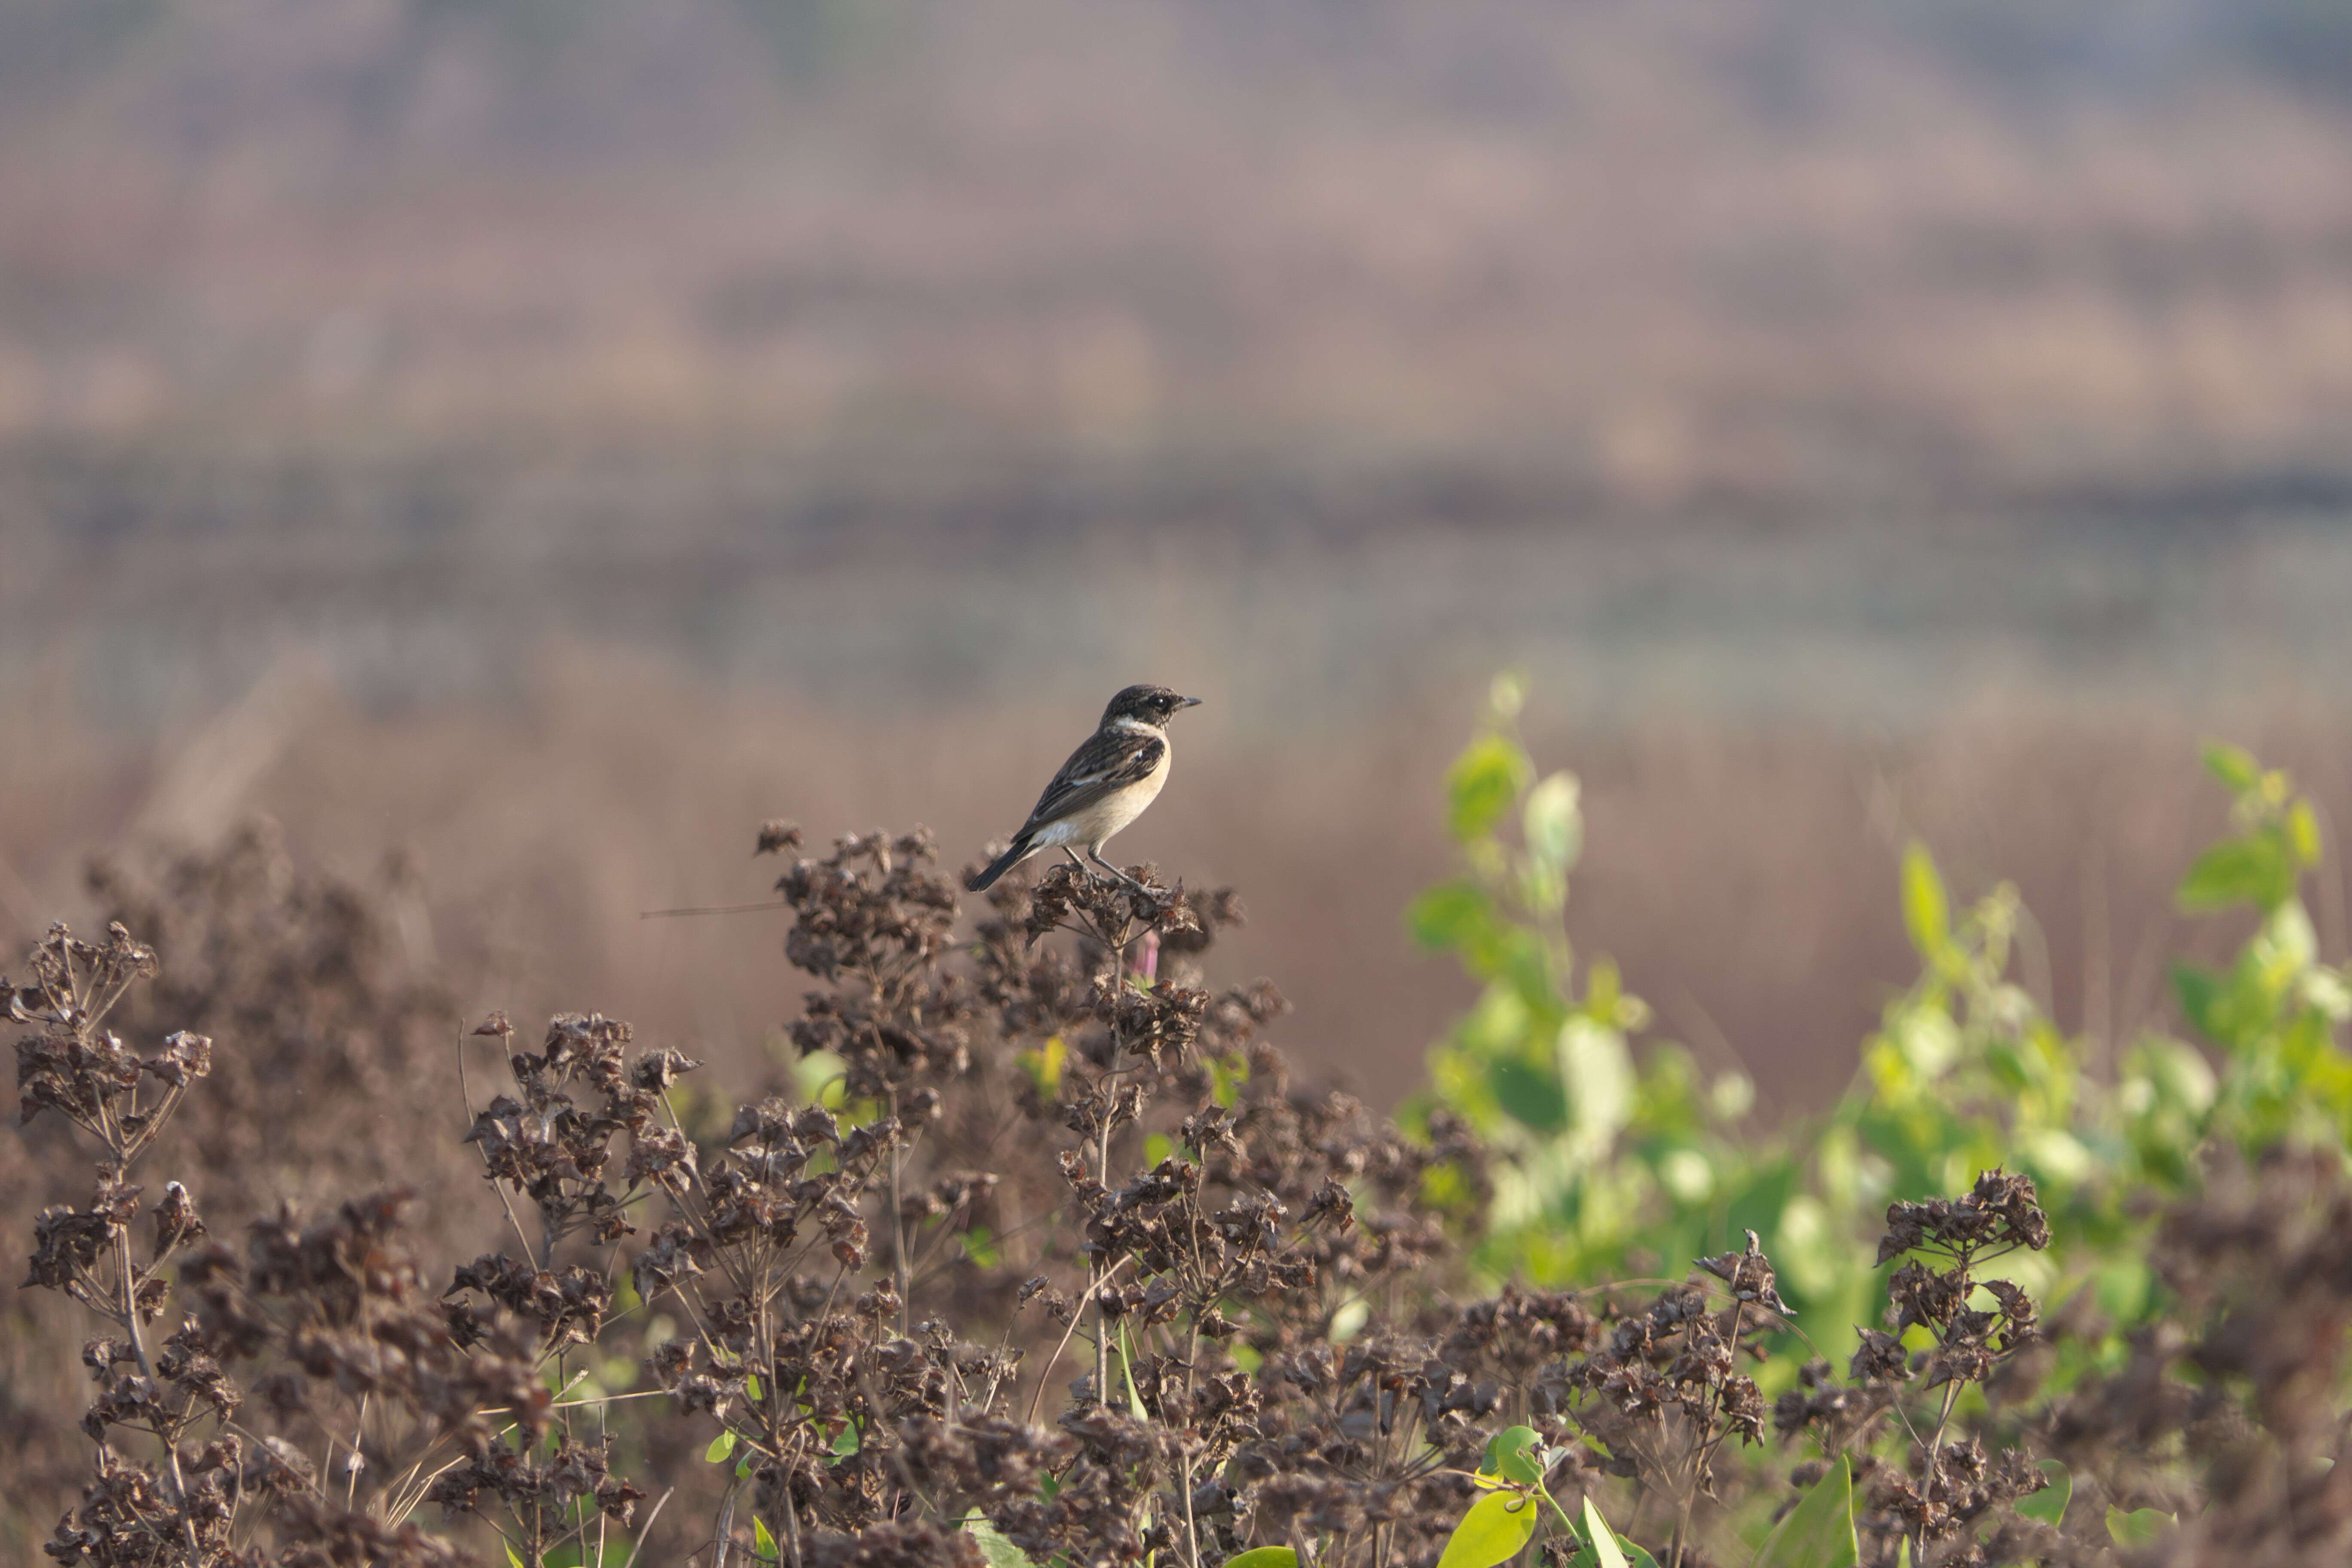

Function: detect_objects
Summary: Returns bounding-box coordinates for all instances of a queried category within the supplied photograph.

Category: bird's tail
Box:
[965,833,1034,893]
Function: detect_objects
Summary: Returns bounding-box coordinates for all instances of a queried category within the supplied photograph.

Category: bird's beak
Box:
[1179,695,1203,708]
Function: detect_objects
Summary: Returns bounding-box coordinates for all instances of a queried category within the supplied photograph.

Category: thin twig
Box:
[640,900,790,920]
[619,1487,676,1568]
[714,1477,740,1568]
[1025,1256,1137,1426]
[454,1024,540,1263]
[346,1389,369,1507]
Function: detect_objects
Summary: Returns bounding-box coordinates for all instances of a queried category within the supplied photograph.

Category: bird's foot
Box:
[1090,857,1153,897]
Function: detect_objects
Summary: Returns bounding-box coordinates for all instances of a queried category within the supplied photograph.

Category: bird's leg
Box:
[1062,847,1093,882]
[1087,847,1149,895]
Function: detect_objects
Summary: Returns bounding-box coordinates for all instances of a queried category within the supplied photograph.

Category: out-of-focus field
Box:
[5,0,2352,499]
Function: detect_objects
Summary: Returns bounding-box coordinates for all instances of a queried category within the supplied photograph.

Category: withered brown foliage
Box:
[1778,1171,2055,1568]
[11,822,2352,1567]
[83,822,459,1213]
[2040,1151,2352,1568]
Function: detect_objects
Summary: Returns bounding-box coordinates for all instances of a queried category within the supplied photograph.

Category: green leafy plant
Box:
[1754,1455,1858,1568]
[1409,675,1766,1289]
[1408,689,2352,1565]
[1416,695,2352,1268]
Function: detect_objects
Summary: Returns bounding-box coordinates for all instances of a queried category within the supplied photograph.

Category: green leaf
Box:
[1117,1323,1148,1420]
[1900,843,1949,958]
[964,1516,1040,1568]
[1435,1489,1540,1568]
[1522,772,1583,876]
[2171,963,2234,1046]
[1410,881,1494,952]
[2015,1459,2070,1527]
[1489,1057,1568,1132]
[960,1225,1001,1269]
[755,1516,778,1560]
[2177,834,2294,912]
[1558,1017,1636,1155]
[1218,1552,1300,1568]
[2106,1506,2173,1546]
[1480,1425,1544,1486]
[1580,1495,1630,1568]
[506,1550,526,1568]
[1755,1454,1859,1568]
[2202,740,2262,793]
[1017,1035,1067,1098]
[1209,1052,1247,1110]
[1449,734,1534,843]
[704,1430,736,1464]
[745,1373,763,1402]
[2290,799,2324,864]
[1499,930,1560,1016]
[2133,1038,2217,1116]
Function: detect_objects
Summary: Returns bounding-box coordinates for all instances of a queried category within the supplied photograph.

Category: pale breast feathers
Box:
[1021,731,1167,833]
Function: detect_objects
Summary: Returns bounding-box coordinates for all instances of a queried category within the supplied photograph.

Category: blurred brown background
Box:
[7,0,2352,1118]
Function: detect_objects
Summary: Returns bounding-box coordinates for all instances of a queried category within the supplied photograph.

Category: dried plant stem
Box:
[714,1477,739,1568]
[619,1487,676,1568]
[781,1482,805,1568]
[1026,1255,1136,1426]
[1094,1117,1115,1409]
[889,1090,912,1337]
[455,1026,540,1263]
[346,1390,369,1507]
[1179,1319,1202,1568]
[112,1221,202,1557]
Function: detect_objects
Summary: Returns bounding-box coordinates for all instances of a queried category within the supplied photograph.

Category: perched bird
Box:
[965,684,1202,893]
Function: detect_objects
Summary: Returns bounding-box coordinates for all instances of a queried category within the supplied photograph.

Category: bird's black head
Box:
[1101,683,1202,729]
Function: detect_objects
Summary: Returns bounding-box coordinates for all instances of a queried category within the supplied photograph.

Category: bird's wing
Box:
[1019,729,1165,833]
